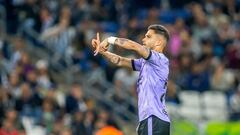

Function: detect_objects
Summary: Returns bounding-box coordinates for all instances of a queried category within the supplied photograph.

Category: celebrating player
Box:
[91,24,170,135]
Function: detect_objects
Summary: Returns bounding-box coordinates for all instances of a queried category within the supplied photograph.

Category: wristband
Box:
[108,37,117,45]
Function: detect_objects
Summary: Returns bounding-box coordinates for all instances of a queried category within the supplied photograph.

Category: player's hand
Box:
[99,38,109,51]
[93,33,109,56]
[91,38,98,49]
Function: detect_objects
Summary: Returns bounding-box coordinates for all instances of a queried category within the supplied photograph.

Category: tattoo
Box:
[117,38,129,45]
[110,56,121,65]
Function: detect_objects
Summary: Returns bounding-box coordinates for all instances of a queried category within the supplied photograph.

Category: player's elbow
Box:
[135,46,144,54]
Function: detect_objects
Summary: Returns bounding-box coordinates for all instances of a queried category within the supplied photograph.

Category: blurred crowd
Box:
[0,0,240,134]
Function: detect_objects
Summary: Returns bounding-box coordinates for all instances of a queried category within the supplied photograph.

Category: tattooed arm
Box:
[93,33,150,59]
[101,51,132,68]
[91,34,132,68]
[112,38,150,59]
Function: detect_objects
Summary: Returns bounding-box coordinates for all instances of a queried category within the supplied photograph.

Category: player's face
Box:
[142,29,163,49]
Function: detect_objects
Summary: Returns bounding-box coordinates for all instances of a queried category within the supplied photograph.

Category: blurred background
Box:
[0,0,240,135]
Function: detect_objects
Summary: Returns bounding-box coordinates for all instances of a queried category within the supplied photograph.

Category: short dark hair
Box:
[148,24,170,43]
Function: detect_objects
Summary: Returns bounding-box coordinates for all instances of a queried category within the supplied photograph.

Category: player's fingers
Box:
[97,32,100,43]
[94,43,100,56]
[103,43,109,50]
[91,39,97,48]
[94,32,102,56]
[91,39,95,46]
[94,49,98,55]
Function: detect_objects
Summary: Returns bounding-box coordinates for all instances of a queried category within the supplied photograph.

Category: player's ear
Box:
[155,39,162,47]
[156,35,167,46]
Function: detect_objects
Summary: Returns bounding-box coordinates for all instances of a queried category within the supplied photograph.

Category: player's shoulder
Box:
[151,50,169,62]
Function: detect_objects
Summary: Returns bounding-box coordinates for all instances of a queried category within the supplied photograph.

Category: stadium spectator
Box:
[6,72,21,98]
[71,111,87,135]
[0,119,20,135]
[38,6,54,33]
[0,109,22,135]
[166,80,181,104]
[65,83,87,114]
[0,87,16,120]
[60,128,72,135]
[15,83,42,118]
[8,37,25,72]
[211,63,235,92]
[35,59,52,89]
[84,110,96,135]
[185,60,210,92]
[95,109,120,135]
[114,67,138,98]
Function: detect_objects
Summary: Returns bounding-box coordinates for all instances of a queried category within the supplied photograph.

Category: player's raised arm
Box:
[91,35,132,68]
[113,38,151,59]
[96,37,150,59]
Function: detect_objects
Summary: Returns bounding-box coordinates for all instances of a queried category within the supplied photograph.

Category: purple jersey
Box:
[131,50,170,122]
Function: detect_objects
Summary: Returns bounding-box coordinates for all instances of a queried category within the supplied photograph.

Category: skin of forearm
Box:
[101,51,131,68]
[114,38,139,51]
[102,52,121,66]
[113,38,149,59]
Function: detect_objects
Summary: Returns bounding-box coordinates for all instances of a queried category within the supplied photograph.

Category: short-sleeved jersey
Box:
[131,50,170,122]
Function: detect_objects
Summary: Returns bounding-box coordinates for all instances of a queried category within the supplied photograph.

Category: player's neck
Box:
[152,46,164,53]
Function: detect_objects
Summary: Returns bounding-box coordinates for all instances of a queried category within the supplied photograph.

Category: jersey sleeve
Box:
[131,58,142,71]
